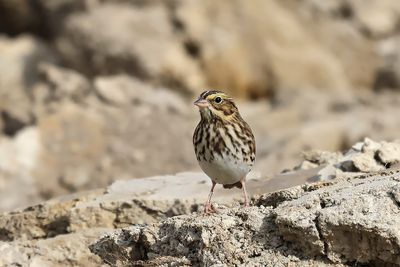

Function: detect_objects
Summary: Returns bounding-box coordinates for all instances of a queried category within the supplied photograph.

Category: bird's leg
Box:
[204,180,217,214]
[240,179,249,207]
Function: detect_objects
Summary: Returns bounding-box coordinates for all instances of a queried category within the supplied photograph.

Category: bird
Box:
[193,90,256,213]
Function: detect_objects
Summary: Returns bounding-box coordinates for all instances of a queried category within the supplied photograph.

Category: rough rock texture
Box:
[0,171,312,242]
[1,142,400,266]
[91,208,341,267]
[90,171,400,266]
[1,0,400,242]
[0,171,311,267]
[0,0,400,212]
[297,138,400,181]
[0,229,106,267]
[1,1,400,265]
[275,171,400,266]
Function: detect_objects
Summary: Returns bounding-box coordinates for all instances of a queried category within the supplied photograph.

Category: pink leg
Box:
[204,181,217,214]
[241,179,249,207]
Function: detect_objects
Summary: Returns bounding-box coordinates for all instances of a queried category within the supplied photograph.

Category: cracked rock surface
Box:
[91,171,400,266]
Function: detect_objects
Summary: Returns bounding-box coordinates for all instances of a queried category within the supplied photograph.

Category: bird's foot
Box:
[203,202,217,215]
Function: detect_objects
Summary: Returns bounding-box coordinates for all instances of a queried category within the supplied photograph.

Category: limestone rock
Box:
[37,62,91,102]
[377,141,400,165]
[176,0,378,98]
[0,0,86,37]
[91,208,340,267]
[91,171,400,266]
[296,138,400,181]
[0,127,41,211]
[0,172,302,241]
[94,75,187,114]
[56,3,205,93]
[0,35,54,132]
[0,229,105,267]
[375,37,400,91]
[34,100,107,198]
[349,0,400,38]
[275,171,400,265]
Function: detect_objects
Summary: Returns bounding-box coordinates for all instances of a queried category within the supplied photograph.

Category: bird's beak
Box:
[194,98,209,108]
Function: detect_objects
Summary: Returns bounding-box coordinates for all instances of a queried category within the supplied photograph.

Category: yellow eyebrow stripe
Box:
[206,93,228,100]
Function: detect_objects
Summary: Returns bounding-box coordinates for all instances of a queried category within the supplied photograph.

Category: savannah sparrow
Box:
[193,90,256,213]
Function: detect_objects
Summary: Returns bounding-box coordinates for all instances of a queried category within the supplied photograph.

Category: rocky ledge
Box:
[90,170,400,266]
[1,139,400,266]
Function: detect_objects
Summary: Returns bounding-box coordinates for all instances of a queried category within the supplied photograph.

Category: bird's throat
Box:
[199,108,213,121]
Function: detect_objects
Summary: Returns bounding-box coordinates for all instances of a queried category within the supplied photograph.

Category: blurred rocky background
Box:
[1,0,400,213]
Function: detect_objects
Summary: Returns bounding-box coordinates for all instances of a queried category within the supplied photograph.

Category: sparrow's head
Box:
[194,90,239,120]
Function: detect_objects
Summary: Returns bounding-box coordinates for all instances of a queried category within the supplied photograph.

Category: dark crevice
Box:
[42,215,71,238]
[132,199,164,217]
[373,68,399,92]
[336,3,353,19]
[388,191,400,208]
[373,151,391,169]
[1,111,29,137]
[0,1,85,39]
[320,199,327,209]
[171,17,185,32]
[314,213,328,256]
[58,175,77,193]
[0,228,14,241]
[184,39,201,58]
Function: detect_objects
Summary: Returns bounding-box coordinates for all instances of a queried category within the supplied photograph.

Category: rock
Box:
[295,138,400,180]
[56,3,205,93]
[34,100,107,198]
[0,71,197,210]
[301,0,400,38]
[348,0,400,38]
[0,141,399,266]
[375,37,400,91]
[0,0,85,37]
[0,229,105,267]
[94,75,187,113]
[0,35,54,133]
[90,208,339,267]
[275,171,400,265]
[47,0,380,98]
[175,0,378,98]
[0,170,311,266]
[0,171,307,241]
[37,62,91,103]
[308,165,338,182]
[90,171,400,266]
[0,127,41,211]
[344,152,384,172]
[377,141,400,165]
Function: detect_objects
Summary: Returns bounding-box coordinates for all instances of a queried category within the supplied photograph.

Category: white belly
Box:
[198,154,251,185]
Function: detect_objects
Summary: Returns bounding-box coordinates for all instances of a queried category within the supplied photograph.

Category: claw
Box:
[203,203,218,215]
[202,181,217,215]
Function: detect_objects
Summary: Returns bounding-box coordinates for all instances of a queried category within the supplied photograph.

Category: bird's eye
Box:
[214,97,222,104]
